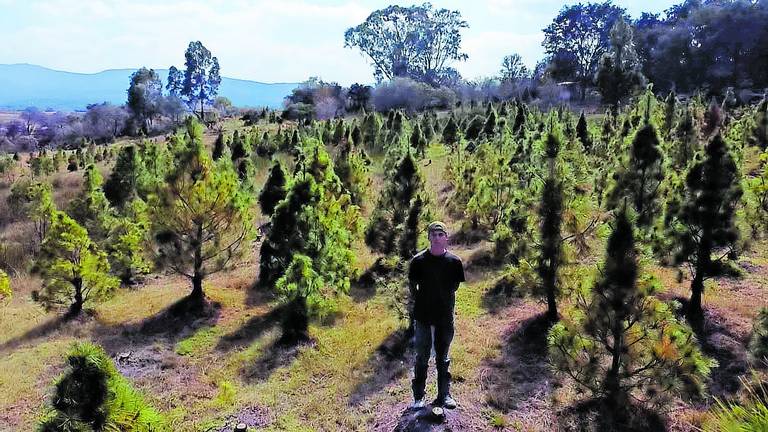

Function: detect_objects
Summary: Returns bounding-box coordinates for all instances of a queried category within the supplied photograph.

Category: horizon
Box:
[0,0,677,86]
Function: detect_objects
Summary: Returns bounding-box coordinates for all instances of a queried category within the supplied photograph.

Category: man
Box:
[407,221,466,410]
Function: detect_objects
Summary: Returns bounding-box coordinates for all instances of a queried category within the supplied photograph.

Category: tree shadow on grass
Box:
[239,336,311,383]
[348,326,413,407]
[215,303,286,352]
[350,257,401,303]
[557,398,668,432]
[92,294,222,352]
[0,310,84,353]
[480,275,525,315]
[482,312,554,411]
[670,296,749,400]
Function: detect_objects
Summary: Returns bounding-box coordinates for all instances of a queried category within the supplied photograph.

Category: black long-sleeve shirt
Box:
[407,248,465,325]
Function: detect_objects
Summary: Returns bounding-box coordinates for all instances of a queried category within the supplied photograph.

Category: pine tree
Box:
[538,132,564,322]
[32,210,118,315]
[576,111,592,152]
[703,98,723,137]
[39,342,166,431]
[362,112,380,151]
[548,207,714,408]
[212,131,226,160]
[512,105,526,134]
[261,143,360,340]
[663,91,677,138]
[9,180,56,246]
[333,119,346,145]
[421,113,435,143]
[748,307,768,363]
[334,141,371,206]
[365,151,425,255]
[106,199,152,285]
[67,164,114,243]
[350,124,362,147]
[230,130,248,161]
[670,105,699,169]
[409,123,427,157]
[150,120,254,302]
[465,115,484,140]
[104,145,144,208]
[750,99,768,149]
[398,195,424,261]
[667,133,742,318]
[595,19,646,111]
[259,161,288,217]
[442,114,459,146]
[483,109,497,138]
[607,123,664,226]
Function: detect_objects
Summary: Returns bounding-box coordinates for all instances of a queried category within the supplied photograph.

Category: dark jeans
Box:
[411,319,454,400]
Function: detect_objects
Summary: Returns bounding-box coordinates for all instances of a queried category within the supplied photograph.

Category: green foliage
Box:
[104,145,145,208]
[748,308,768,363]
[38,341,166,431]
[669,104,699,170]
[398,195,424,261]
[8,179,56,245]
[32,210,118,315]
[212,132,227,161]
[745,149,768,236]
[0,154,15,180]
[595,19,646,109]
[549,208,715,407]
[180,40,221,120]
[150,120,254,300]
[750,99,768,149]
[409,123,427,157]
[259,160,288,217]
[361,112,381,152]
[662,91,677,138]
[666,133,742,317]
[68,164,114,242]
[704,378,768,431]
[0,269,10,300]
[606,123,664,227]
[442,114,459,146]
[333,140,371,207]
[365,150,425,255]
[29,153,55,177]
[576,111,591,151]
[264,142,361,337]
[106,199,152,284]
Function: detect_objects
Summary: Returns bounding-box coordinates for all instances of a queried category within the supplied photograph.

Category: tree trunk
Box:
[689,239,710,320]
[605,316,623,400]
[281,295,309,343]
[190,223,205,301]
[546,270,558,322]
[70,277,84,316]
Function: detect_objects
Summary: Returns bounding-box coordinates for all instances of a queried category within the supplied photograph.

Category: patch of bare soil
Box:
[214,405,273,431]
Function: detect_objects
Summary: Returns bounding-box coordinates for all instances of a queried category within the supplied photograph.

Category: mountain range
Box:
[0,64,299,111]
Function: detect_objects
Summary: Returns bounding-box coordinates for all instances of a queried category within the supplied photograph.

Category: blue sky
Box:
[0,0,677,85]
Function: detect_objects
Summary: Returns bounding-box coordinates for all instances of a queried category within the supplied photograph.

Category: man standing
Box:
[408,221,466,409]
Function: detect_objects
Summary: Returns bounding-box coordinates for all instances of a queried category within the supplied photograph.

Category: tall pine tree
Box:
[667,133,742,318]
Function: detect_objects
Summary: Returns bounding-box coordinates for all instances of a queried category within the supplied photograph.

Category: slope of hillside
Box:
[0,64,299,111]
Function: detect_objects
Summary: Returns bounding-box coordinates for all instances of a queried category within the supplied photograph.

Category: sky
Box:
[0,0,678,85]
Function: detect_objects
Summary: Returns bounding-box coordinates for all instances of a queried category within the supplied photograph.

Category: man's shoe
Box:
[410,398,426,410]
[433,394,457,409]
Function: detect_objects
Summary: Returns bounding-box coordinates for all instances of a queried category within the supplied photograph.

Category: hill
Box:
[0,64,299,111]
